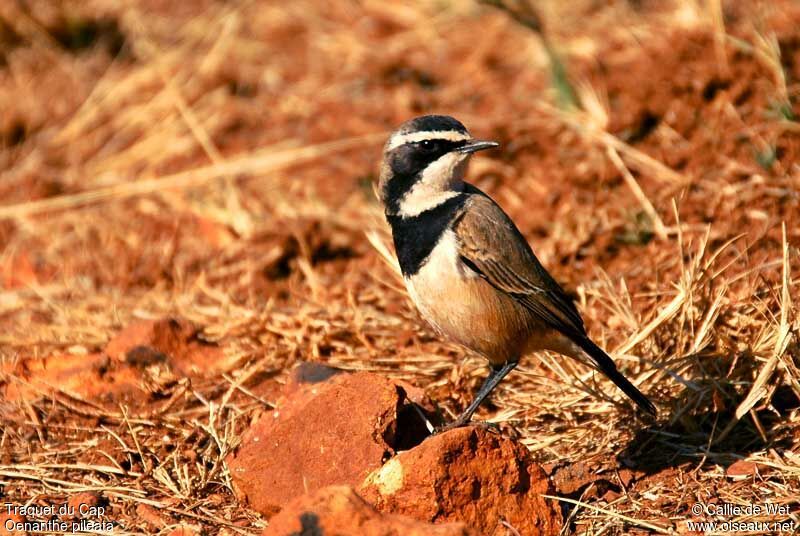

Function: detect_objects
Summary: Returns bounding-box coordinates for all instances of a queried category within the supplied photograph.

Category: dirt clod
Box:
[725,459,758,479]
[360,426,562,536]
[104,317,231,376]
[227,370,434,516]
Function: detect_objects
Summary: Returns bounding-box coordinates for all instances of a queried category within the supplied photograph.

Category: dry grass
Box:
[1,0,799,534]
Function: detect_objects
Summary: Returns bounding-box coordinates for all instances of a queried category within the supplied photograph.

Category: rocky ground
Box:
[1,0,799,534]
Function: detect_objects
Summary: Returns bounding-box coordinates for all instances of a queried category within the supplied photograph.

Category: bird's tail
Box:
[574,337,657,417]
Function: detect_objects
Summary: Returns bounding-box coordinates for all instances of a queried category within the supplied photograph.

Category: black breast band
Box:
[386,195,467,277]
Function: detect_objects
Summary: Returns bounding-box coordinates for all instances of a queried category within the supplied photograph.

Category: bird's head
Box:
[378,115,498,216]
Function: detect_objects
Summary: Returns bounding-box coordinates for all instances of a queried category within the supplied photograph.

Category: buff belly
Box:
[404,230,546,365]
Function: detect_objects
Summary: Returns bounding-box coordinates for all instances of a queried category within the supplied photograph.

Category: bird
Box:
[377,114,656,429]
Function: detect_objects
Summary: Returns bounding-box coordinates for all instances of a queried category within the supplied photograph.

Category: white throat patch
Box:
[397,151,469,217]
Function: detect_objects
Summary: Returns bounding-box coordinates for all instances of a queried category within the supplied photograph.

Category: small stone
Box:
[726,460,757,478]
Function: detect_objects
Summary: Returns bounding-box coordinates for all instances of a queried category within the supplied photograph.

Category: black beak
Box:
[457,139,499,154]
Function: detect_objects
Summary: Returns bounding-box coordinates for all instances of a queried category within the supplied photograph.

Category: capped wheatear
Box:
[377,115,656,428]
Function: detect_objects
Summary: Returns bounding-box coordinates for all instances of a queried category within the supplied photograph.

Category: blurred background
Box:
[1,0,799,533]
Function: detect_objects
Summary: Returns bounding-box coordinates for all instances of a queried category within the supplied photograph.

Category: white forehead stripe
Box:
[387,130,470,151]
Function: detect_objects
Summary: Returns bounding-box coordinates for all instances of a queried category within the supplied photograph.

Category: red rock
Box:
[226,371,433,516]
[360,426,562,536]
[1,352,144,404]
[726,459,758,478]
[263,485,476,536]
[104,317,232,376]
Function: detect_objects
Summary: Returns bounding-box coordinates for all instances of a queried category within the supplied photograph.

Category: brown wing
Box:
[453,187,586,340]
[453,188,658,416]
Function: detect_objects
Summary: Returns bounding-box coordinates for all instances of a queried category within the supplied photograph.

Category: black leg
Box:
[442,361,518,430]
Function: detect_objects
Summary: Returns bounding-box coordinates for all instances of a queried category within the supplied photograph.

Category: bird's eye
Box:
[418,140,437,152]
